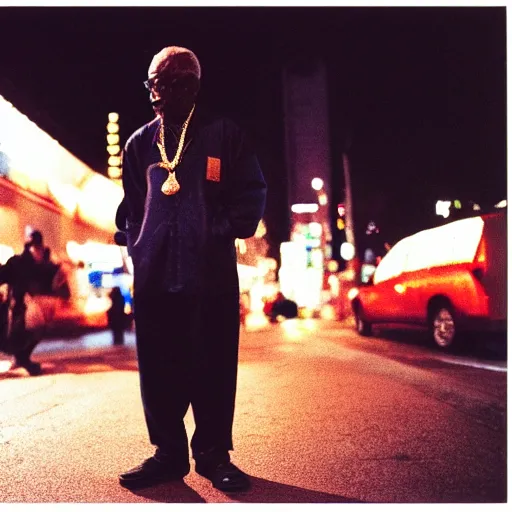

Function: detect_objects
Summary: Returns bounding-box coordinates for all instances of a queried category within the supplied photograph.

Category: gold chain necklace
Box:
[157,104,195,195]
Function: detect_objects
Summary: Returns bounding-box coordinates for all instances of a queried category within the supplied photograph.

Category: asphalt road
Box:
[0,318,507,504]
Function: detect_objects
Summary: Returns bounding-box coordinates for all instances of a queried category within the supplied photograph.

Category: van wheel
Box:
[429,303,457,350]
[354,304,372,337]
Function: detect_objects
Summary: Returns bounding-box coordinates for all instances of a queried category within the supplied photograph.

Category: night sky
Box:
[0,6,506,257]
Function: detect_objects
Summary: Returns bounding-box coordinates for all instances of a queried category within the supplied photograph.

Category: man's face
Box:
[29,245,45,264]
[146,55,200,122]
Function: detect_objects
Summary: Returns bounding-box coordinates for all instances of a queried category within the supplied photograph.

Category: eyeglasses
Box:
[143,76,196,93]
[143,78,158,91]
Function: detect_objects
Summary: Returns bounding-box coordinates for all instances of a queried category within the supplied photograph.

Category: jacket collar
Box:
[150,106,203,148]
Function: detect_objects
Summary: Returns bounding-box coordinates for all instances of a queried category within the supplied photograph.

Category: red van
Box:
[350,212,506,350]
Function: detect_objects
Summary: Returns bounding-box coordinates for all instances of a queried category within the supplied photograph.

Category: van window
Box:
[404,216,484,273]
[373,238,409,284]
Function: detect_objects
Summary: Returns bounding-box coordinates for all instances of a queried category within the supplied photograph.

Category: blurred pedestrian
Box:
[0,230,63,375]
[239,292,250,329]
[107,286,126,345]
[114,46,266,492]
[266,292,298,323]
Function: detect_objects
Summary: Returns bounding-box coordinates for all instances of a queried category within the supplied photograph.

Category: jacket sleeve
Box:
[0,256,15,286]
[0,262,7,285]
[214,121,267,240]
[114,136,147,253]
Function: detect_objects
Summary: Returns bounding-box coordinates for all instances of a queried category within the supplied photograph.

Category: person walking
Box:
[0,230,61,375]
[114,46,267,492]
[107,286,126,345]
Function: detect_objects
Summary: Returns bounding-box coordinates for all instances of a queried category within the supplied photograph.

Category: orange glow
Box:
[244,311,269,331]
[327,260,339,272]
[8,168,48,197]
[328,274,340,297]
[235,238,247,255]
[254,219,267,238]
[0,204,21,253]
[394,284,406,294]
[475,237,487,265]
[0,94,124,243]
[76,173,123,233]
[320,304,336,320]
[281,318,315,341]
[84,295,110,317]
[266,258,278,271]
[47,181,80,215]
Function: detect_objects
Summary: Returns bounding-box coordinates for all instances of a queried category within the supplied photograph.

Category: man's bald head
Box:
[148,46,201,80]
[146,46,201,123]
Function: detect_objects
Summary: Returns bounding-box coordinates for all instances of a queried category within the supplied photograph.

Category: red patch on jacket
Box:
[206,157,221,182]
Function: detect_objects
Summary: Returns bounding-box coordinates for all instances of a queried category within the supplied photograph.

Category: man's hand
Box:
[114,231,127,246]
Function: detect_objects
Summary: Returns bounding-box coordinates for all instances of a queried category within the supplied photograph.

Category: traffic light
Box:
[337,203,345,230]
[107,112,122,182]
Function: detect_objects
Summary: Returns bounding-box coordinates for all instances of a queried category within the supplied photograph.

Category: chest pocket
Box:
[203,123,226,203]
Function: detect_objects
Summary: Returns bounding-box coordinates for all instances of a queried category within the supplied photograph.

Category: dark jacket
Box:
[115,109,267,294]
[0,249,57,305]
[0,249,59,350]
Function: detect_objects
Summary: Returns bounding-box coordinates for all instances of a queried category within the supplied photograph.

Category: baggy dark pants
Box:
[1,303,41,364]
[133,288,240,466]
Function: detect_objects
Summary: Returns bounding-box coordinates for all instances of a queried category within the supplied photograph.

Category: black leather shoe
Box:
[119,456,190,490]
[195,461,251,492]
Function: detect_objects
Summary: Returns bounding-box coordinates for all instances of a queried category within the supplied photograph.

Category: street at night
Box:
[0,319,506,504]
[0,4,507,507]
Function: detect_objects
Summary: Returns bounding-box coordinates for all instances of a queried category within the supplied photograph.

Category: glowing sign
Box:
[291,203,319,214]
[340,242,355,261]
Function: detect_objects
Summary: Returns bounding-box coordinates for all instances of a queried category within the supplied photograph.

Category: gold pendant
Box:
[161,172,180,195]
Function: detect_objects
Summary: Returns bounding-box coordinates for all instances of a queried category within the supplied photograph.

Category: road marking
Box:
[436,356,507,373]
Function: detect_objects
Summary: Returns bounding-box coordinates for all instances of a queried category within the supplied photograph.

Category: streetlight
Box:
[311,177,324,191]
[310,175,332,266]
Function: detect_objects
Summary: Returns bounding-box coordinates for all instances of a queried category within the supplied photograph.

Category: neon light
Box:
[291,203,319,214]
